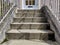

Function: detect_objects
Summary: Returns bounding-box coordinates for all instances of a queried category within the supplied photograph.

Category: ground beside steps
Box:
[1,40,59,45]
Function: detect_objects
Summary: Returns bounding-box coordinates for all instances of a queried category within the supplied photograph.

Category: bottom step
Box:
[1,40,58,45]
[6,29,53,40]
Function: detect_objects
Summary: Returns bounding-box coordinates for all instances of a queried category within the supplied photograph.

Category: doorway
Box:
[22,0,38,9]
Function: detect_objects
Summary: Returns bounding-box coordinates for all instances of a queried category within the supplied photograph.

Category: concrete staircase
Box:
[4,10,58,45]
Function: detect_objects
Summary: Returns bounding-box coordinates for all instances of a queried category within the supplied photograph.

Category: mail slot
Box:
[28,6,33,8]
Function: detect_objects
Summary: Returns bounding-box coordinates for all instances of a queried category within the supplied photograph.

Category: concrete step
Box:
[10,23,50,29]
[15,12,45,17]
[6,29,53,40]
[13,17,47,23]
[15,13,26,17]
[2,40,58,45]
[17,10,40,13]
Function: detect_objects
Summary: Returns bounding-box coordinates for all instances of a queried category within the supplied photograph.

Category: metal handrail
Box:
[0,4,15,24]
[0,0,12,21]
[0,3,16,43]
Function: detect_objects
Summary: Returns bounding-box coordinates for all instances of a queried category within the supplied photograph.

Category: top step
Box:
[17,10,40,13]
[15,9,45,17]
[15,12,45,17]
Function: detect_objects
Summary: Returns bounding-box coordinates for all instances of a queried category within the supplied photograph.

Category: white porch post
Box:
[39,0,41,9]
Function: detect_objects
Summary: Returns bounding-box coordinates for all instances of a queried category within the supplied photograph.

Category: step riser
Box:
[6,33,48,40]
[15,13,26,17]
[17,10,40,13]
[15,13,45,17]
[13,18,47,23]
[10,24,49,29]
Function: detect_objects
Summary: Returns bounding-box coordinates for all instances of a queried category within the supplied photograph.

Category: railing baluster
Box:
[0,0,12,21]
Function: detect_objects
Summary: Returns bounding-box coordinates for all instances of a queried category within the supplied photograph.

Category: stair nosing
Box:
[11,23,49,24]
[13,17,46,18]
[17,9,40,11]
[6,29,53,34]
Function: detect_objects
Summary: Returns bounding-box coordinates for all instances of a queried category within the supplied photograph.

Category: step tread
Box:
[7,29,53,33]
[14,17,46,18]
[17,9,40,11]
[11,22,49,24]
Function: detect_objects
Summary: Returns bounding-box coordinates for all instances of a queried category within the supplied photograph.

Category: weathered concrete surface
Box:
[1,40,59,45]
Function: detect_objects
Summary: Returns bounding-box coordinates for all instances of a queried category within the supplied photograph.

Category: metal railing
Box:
[0,3,16,43]
[0,0,16,43]
[0,0,12,21]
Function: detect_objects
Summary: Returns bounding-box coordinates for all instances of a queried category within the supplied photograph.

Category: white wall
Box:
[40,0,59,19]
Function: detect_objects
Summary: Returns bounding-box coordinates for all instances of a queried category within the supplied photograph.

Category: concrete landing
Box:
[1,40,59,45]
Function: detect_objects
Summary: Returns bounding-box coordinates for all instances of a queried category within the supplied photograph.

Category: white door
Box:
[22,0,38,9]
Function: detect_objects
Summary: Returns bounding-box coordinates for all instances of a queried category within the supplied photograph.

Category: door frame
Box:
[22,0,39,10]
